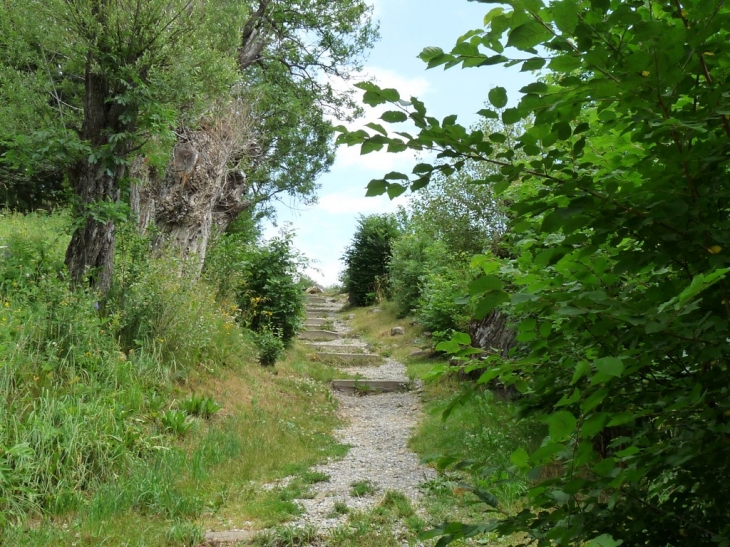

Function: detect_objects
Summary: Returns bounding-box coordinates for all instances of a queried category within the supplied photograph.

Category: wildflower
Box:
[3,302,8,308]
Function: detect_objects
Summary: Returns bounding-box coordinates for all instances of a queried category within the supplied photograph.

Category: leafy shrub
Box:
[254,328,285,367]
[207,230,305,344]
[118,256,245,369]
[341,1,730,544]
[342,214,400,306]
[388,235,456,318]
[416,257,473,333]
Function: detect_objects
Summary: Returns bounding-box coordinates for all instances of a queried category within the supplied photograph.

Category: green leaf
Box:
[477,108,499,119]
[468,275,502,295]
[419,46,444,62]
[365,179,387,196]
[381,110,408,123]
[510,448,530,468]
[594,357,624,378]
[506,21,553,51]
[543,411,576,441]
[383,171,409,181]
[585,534,623,547]
[502,108,522,125]
[548,54,582,72]
[475,290,510,318]
[361,140,384,154]
[552,0,579,34]
[488,87,508,109]
[572,360,590,384]
[365,122,387,136]
[387,183,407,199]
[521,57,546,71]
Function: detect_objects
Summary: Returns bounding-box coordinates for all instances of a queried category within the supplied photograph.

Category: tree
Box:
[0,0,377,287]
[342,214,400,307]
[339,0,730,545]
[1,0,239,291]
[139,0,378,268]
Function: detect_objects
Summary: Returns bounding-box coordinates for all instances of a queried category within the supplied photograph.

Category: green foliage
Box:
[386,232,432,317]
[340,1,730,545]
[416,257,473,334]
[161,410,193,437]
[118,256,244,369]
[180,395,222,419]
[0,210,254,523]
[238,235,305,345]
[342,214,401,306]
[254,328,286,367]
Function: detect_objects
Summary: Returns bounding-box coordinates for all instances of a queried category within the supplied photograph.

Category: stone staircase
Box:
[302,293,410,394]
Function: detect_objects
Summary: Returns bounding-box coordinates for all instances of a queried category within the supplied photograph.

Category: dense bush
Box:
[342,214,400,306]
[416,256,473,334]
[387,232,433,317]
[206,229,305,345]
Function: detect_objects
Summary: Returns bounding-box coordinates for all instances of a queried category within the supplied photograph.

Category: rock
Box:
[390,326,405,336]
[305,285,324,294]
[368,307,381,314]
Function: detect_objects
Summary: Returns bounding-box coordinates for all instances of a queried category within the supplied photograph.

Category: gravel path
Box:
[288,357,435,530]
[206,302,435,544]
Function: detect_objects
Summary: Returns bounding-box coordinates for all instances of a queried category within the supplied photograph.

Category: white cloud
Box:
[316,191,409,215]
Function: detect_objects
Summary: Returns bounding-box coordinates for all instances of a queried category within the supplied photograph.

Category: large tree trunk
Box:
[469,310,516,356]
[131,108,255,274]
[65,59,129,293]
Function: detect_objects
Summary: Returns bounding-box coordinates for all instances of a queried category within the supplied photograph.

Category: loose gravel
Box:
[288,357,435,530]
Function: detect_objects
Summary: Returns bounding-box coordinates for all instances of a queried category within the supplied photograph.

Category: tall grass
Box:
[0,210,349,545]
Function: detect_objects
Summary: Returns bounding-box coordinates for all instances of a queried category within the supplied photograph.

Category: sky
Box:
[263,0,535,286]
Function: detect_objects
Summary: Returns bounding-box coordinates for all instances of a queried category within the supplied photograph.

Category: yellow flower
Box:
[3,302,8,308]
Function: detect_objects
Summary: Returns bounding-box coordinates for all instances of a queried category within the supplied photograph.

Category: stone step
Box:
[331,379,410,394]
[307,306,341,313]
[299,330,340,341]
[306,310,335,318]
[316,352,383,366]
[306,296,328,305]
[305,343,367,354]
[205,529,255,544]
[304,318,331,328]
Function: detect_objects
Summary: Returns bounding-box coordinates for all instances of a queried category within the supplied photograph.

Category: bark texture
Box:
[65,60,129,293]
[132,109,255,273]
[469,310,516,356]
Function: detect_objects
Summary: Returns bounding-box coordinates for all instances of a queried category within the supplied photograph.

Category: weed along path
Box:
[205,294,435,544]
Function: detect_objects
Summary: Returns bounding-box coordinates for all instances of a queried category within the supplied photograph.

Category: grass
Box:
[349,480,376,497]
[0,211,353,546]
[254,491,424,547]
